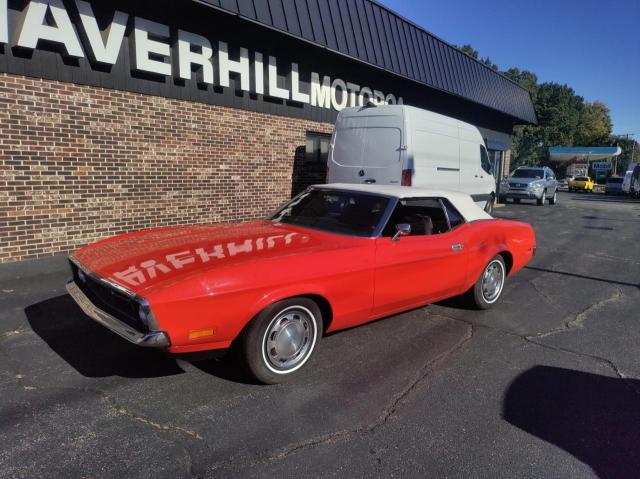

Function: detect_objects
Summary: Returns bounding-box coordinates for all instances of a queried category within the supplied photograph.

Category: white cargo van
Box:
[327,105,497,213]
[622,163,637,195]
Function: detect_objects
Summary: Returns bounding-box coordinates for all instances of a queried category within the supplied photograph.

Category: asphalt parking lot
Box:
[1,192,639,479]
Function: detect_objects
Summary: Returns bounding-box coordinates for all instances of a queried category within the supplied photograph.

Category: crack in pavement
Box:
[529,274,554,305]
[206,315,474,475]
[433,299,640,399]
[528,287,624,340]
[0,328,30,340]
[208,282,638,475]
[3,378,205,442]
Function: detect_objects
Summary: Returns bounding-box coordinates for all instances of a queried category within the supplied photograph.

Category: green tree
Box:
[458,45,616,171]
[575,101,613,146]
[504,68,539,102]
[459,44,479,59]
[458,44,499,70]
[612,135,640,174]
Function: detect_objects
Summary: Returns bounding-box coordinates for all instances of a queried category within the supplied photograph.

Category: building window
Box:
[305,132,331,163]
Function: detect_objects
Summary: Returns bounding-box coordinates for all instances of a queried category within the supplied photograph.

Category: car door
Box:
[372,198,469,318]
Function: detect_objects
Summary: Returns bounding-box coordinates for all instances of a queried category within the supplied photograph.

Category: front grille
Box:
[69,260,149,333]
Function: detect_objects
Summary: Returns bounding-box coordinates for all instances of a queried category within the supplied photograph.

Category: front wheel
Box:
[239,298,322,384]
[536,191,546,206]
[466,255,507,310]
[549,190,557,205]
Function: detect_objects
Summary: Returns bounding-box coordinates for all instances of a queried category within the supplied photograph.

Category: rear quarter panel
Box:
[464,219,536,289]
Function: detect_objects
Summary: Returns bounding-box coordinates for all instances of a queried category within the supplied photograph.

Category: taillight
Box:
[401,169,412,186]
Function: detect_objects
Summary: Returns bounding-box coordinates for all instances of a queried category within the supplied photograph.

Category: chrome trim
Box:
[68,255,162,332]
[66,281,170,348]
[372,197,400,238]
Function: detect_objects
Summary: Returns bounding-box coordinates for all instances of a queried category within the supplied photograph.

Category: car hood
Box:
[72,221,362,294]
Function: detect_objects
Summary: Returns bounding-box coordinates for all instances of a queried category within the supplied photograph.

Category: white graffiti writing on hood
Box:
[112,232,305,287]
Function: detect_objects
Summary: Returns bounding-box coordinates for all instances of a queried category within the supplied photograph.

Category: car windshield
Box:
[271,189,390,237]
[512,168,544,179]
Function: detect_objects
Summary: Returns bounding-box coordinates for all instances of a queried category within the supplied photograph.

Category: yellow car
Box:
[569,176,594,192]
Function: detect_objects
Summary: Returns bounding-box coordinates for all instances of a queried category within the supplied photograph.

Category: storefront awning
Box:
[549,146,622,162]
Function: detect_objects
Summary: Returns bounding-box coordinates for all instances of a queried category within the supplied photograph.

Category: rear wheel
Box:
[467,255,507,310]
[239,298,322,384]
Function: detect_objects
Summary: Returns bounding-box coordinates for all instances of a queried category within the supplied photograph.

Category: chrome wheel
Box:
[262,306,317,374]
[481,260,505,303]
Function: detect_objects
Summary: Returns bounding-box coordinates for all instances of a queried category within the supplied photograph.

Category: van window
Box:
[480,146,492,174]
[382,198,451,236]
[333,127,402,167]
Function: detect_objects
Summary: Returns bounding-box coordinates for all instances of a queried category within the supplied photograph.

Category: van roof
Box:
[313,183,493,222]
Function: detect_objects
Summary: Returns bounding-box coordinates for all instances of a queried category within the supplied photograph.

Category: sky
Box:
[381,0,640,137]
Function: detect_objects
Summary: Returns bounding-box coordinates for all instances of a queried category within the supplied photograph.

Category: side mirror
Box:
[392,223,411,241]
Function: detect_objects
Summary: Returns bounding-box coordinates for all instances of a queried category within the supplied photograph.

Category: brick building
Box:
[0,0,536,263]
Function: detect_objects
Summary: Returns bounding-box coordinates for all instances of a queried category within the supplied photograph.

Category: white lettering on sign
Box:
[75,0,127,65]
[15,0,84,58]
[331,78,348,111]
[254,51,264,95]
[268,55,289,100]
[218,41,250,91]
[310,73,331,109]
[177,29,214,85]
[4,0,404,111]
[346,82,360,107]
[133,17,171,76]
[1,0,7,45]
[290,62,309,104]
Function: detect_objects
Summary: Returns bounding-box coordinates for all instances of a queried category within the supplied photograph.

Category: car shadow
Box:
[25,294,184,378]
[434,295,477,311]
[524,266,639,290]
[503,366,640,479]
[571,196,639,204]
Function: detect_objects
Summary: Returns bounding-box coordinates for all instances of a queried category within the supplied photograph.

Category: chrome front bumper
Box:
[66,281,170,348]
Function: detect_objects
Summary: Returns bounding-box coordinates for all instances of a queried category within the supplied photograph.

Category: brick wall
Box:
[0,74,333,263]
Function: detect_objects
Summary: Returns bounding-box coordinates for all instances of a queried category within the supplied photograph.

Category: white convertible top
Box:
[315,183,493,222]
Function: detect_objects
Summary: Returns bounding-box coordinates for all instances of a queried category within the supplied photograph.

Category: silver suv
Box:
[499,166,558,206]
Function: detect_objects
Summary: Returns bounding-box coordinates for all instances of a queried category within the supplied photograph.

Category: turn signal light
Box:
[401,169,412,186]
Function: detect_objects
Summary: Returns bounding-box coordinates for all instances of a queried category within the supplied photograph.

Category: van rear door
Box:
[328,110,404,185]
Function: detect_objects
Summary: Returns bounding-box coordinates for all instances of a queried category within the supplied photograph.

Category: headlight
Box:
[528,182,543,191]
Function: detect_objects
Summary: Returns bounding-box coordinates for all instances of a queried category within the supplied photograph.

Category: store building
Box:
[0,0,537,263]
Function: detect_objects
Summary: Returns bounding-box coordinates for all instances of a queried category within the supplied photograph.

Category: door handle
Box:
[364,178,377,184]
[452,243,464,252]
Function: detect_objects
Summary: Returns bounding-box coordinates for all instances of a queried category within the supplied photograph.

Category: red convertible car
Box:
[67,184,536,383]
